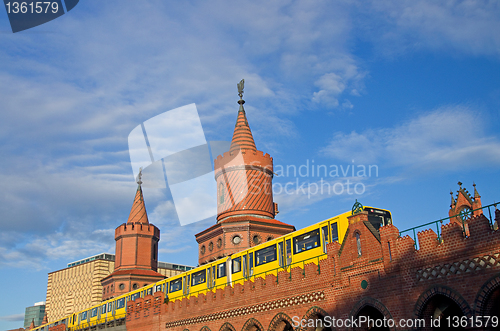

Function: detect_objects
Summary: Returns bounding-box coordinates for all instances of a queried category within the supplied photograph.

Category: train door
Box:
[226,257,232,285]
[249,252,254,277]
[278,240,285,267]
[182,274,190,296]
[285,238,292,266]
[211,265,216,288]
[321,224,329,253]
[242,255,247,278]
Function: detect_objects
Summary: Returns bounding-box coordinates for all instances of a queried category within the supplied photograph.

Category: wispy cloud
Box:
[357,0,500,56]
[0,314,24,322]
[321,105,500,172]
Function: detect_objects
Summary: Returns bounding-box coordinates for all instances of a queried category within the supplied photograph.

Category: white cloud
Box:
[321,106,500,171]
[358,0,500,56]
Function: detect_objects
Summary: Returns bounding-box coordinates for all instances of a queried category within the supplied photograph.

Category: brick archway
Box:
[200,327,212,331]
[219,322,236,331]
[268,312,294,331]
[241,318,264,331]
[473,274,500,316]
[299,306,331,331]
[414,285,472,320]
[349,297,394,331]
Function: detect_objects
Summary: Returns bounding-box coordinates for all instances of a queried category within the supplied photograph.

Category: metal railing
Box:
[399,202,498,249]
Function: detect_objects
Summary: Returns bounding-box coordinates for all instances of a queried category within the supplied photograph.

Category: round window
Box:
[201,245,206,254]
[232,236,242,245]
[209,242,214,251]
[253,235,261,244]
[133,283,138,290]
[267,236,273,242]
[217,238,222,248]
[119,284,125,290]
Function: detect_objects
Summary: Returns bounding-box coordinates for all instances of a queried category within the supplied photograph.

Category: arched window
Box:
[219,183,225,204]
[356,232,362,256]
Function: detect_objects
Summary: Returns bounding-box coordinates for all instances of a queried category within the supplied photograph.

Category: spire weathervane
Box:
[237,79,244,100]
[137,167,143,186]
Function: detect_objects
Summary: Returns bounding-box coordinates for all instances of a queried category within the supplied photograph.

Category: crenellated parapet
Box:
[114,222,160,240]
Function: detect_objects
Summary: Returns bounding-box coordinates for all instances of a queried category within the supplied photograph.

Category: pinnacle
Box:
[229,104,257,154]
[126,185,149,224]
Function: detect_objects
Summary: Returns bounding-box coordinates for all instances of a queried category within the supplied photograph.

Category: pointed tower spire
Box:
[41,312,48,325]
[450,190,456,207]
[230,79,257,154]
[29,319,35,330]
[127,168,149,224]
[473,182,480,199]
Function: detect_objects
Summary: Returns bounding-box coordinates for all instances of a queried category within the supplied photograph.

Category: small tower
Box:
[101,171,164,300]
[449,182,483,225]
[195,80,295,265]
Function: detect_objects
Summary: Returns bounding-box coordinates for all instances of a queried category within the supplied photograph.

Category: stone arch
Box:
[241,318,264,331]
[474,274,500,318]
[300,306,332,331]
[414,285,472,326]
[200,327,212,331]
[219,322,236,331]
[349,297,394,331]
[268,312,294,331]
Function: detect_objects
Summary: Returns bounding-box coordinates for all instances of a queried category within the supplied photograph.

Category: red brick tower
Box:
[195,80,295,265]
[101,172,164,300]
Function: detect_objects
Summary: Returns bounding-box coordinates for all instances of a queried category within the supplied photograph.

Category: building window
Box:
[356,232,362,256]
[253,235,261,245]
[232,235,242,245]
[219,183,225,204]
[266,236,273,242]
[133,283,138,290]
[119,284,124,290]
[217,238,222,248]
[201,245,206,254]
[209,242,214,251]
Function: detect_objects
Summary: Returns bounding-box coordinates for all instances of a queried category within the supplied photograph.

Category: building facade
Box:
[46,255,192,322]
[23,302,45,328]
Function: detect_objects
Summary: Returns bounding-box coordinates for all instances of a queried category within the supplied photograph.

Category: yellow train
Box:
[32,206,391,331]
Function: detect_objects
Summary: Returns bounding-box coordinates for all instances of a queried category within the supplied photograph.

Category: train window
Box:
[170,278,182,292]
[81,311,87,320]
[331,223,339,242]
[101,304,106,314]
[155,284,162,292]
[286,239,292,265]
[116,298,125,309]
[232,257,241,273]
[107,302,113,312]
[147,288,153,295]
[91,308,98,318]
[293,229,320,254]
[131,293,140,301]
[255,245,277,266]
[217,262,226,278]
[191,270,206,286]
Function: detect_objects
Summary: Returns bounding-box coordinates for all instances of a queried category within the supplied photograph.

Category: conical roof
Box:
[127,185,149,224]
[229,102,257,154]
[473,182,481,198]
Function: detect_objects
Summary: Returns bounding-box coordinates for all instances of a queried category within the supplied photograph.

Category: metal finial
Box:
[237,79,244,99]
[137,167,143,186]
[458,181,462,188]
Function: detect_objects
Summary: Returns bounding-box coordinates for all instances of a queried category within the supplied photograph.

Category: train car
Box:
[31,205,392,331]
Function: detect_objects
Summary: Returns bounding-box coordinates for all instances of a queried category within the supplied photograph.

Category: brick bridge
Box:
[121,209,500,331]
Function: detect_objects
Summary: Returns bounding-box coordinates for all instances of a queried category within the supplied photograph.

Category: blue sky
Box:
[1,0,500,329]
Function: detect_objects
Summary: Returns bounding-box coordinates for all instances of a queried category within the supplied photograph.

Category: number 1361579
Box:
[5,2,59,14]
